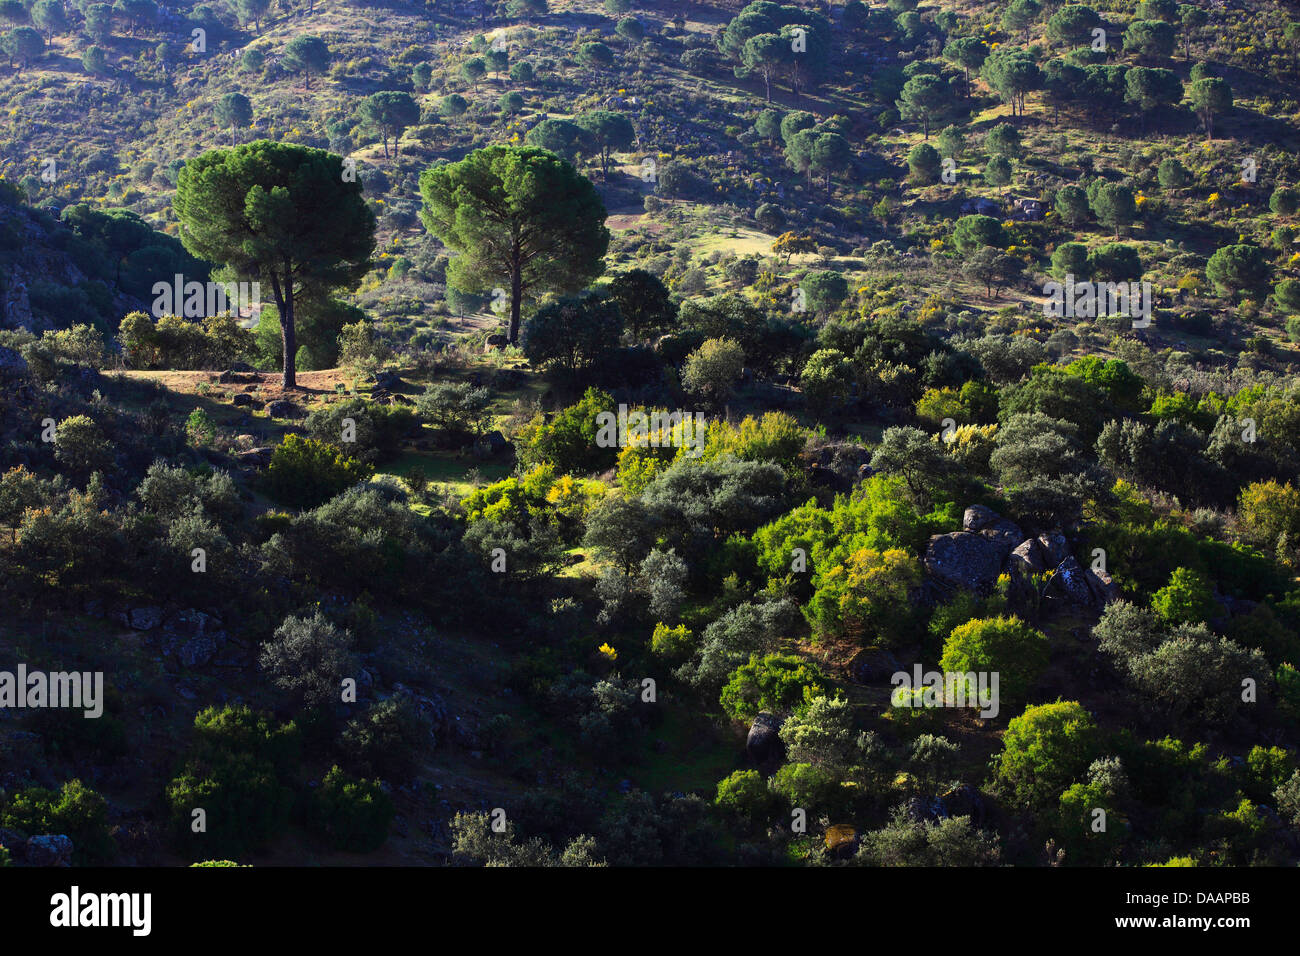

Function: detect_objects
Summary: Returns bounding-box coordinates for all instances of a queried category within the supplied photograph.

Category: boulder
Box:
[962,504,999,532]
[218,369,259,384]
[904,795,945,824]
[24,834,73,866]
[824,824,859,859]
[1008,537,1045,578]
[1052,556,1095,606]
[808,461,850,492]
[236,447,273,467]
[979,518,1024,560]
[154,610,227,667]
[746,711,783,766]
[372,369,407,390]
[127,606,164,631]
[924,532,1005,593]
[266,400,304,419]
[474,430,509,457]
[1037,533,1070,567]
[1085,565,1120,606]
[231,393,253,407]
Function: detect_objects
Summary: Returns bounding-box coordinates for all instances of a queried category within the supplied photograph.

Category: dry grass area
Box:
[119,367,357,409]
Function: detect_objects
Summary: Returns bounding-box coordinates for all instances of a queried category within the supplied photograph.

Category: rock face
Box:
[155,610,227,667]
[1052,556,1095,605]
[1008,537,1045,579]
[24,834,73,866]
[924,532,1005,593]
[1,278,33,331]
[746,712,784,767]
[979,518,1024,559]
[0,346,28,379]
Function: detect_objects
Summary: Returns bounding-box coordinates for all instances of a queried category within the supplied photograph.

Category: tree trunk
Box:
[271,268,296,389]
[508,239,523,344]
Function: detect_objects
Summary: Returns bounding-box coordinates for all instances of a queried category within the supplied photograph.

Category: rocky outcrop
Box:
[1,278,33,331]
[926,506,1118,609]
[924,532,1006,593]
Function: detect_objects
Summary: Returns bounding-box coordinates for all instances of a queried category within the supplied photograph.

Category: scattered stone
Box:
[904,795,945,824]
[494,368,526,389]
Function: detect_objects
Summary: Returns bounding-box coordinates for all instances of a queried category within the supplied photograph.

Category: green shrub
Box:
[264,434,374,509]
[308,766,394,853]
[0,779,116,864]
[719,652,826,721]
